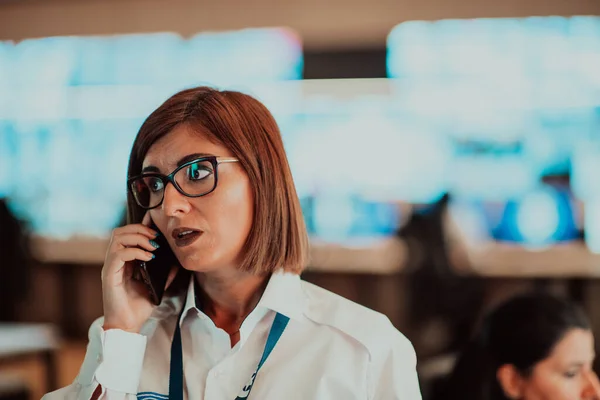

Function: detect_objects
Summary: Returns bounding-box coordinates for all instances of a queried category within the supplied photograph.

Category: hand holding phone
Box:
[134,221,179,305]
[101,212,178,333]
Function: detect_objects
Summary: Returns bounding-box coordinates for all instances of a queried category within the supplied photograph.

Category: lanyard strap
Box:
[168,310,289,400]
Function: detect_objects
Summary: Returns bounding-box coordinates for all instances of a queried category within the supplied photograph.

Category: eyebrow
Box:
[142,152,215,174]
[565,357,595,369]
[567,362,585,368]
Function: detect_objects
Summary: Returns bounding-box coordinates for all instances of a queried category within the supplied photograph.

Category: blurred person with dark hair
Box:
[433,292,600,400]
[0,197,32,321]
[399,194,485,356]
[43,87,421,400]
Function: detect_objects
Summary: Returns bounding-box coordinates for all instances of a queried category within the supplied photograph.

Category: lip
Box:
[171,227,203,248]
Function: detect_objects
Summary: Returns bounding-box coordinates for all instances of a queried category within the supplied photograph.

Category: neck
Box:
[194,268,270,336]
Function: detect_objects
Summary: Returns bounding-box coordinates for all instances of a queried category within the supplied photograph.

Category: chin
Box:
[177,252,221,273]
[179,259,217,272]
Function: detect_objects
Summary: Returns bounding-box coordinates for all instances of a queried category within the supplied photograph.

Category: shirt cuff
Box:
[95,329,147,394]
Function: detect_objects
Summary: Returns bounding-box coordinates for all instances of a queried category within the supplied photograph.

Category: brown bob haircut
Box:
[126,86,308,274]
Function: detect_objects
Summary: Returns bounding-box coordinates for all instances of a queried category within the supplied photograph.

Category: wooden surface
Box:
[458,242,600,278]
[445,209,600,278]
[4,0,598,49]
[0,324,59,358]
[0,340,85,400]
[31,235,408,274]
[34,230,600,278]
[0,323,60,393]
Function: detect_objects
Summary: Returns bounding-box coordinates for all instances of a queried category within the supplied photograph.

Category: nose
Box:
[582,370,600,400]
[161,181,191,217]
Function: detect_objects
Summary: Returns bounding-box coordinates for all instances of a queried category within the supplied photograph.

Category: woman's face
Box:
[142,124,254,273]
[521,328,599,400]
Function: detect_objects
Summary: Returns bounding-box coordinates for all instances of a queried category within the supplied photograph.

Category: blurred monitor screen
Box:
[3,17,600,246]
[0,29,303,238]
[387,16,600,250]
[388,16,600,201]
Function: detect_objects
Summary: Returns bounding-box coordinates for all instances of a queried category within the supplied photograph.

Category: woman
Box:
[43,87,421,399]
[434,292,600,400]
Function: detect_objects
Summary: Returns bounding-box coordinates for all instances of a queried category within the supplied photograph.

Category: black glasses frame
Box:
[127,156,239,210]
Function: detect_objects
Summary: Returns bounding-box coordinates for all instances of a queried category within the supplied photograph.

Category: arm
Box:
[42,317,147,400]
[368,330,422,400]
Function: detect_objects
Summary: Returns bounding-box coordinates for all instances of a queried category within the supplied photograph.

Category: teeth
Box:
[178,230,195,238]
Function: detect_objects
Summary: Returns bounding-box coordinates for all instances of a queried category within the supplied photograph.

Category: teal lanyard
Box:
[168,308,289,400]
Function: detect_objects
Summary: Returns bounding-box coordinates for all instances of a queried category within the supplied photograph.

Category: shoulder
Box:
[300,280,415,362]
[299,281,421,398]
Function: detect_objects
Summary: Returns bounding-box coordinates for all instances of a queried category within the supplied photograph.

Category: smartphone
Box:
[135,223,179,305]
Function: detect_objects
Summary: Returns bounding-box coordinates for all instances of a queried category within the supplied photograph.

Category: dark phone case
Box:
[136,226,178,305]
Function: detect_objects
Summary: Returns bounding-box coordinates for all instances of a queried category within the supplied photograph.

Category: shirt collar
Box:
[177,269,307,325]
[256,270,306,321]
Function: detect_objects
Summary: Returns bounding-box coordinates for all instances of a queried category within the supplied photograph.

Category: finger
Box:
[102,248,153,282]
[122,262,138,283]
[142,211,152,227]
[112,233,159,252]
[114,247,154,264]
[113,224,157,239]
[126,263,140,281]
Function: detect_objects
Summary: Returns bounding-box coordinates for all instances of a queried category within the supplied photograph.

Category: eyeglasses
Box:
[128,156,239,210]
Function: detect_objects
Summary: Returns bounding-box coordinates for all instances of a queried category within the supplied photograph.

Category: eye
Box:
[147,177,164,192]
[563,370,579,379]
[187,162,212,181]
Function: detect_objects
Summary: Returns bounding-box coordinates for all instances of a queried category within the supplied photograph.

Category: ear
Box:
[497,364,525,399]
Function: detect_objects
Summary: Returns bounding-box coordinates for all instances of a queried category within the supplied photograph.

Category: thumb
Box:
[142,211,152,227]
[165,265,180,290]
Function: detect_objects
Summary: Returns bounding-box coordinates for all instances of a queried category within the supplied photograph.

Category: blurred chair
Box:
[0,375,29,400]
[0,323,60,393]
[0,198,32,322]
[417,352,458,400]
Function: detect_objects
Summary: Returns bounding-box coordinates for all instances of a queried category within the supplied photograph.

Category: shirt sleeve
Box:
[368,329,422,400]
[41,317,147,400]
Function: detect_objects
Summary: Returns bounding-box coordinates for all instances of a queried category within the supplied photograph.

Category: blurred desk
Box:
[0,375,29,400]
[36,234,600,278]
[31,235,408,337]
[459,242,600,278]
[0,324,59,392]
[31,235,408,274]
[445,210,600,278]
[31,235,109,265]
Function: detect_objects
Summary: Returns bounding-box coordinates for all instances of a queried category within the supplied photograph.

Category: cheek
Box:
[149,210,167,234]
[207,177,254,245]
[524,375,583,400]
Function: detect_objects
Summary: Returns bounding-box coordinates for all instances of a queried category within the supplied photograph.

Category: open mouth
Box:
[172,228,202,247]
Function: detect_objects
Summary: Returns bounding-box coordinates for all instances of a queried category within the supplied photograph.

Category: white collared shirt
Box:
[43,271,422,400]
